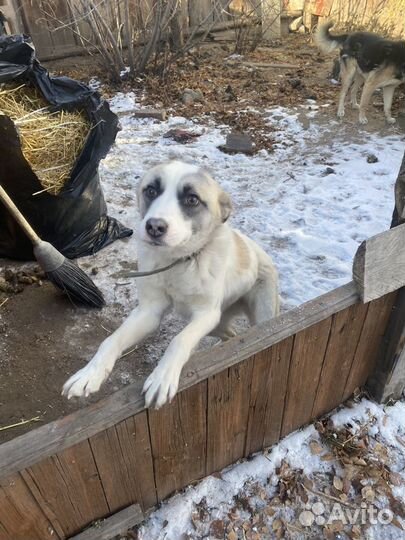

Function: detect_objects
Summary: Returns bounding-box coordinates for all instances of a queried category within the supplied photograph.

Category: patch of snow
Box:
[83,96,404,317]
[88,77,102,91]
[138,398,405,539]
[120,66,131,79]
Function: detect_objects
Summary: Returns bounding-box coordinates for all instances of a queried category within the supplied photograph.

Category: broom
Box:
[0,185,105,308]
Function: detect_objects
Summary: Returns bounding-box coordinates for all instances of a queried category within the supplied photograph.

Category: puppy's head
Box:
[137,160,232,252]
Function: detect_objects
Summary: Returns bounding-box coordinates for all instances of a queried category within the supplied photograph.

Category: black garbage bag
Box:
[0,34,132,260]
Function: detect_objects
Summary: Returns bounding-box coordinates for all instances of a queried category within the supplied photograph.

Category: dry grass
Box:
[0,84,89,195]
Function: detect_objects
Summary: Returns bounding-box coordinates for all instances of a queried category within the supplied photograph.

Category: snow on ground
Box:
[137,398,405,540]
[85,92,404,318]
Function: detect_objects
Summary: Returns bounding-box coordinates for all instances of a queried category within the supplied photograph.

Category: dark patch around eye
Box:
[178,184,207,208]
[144,176,161,194]
[142,177,162,210]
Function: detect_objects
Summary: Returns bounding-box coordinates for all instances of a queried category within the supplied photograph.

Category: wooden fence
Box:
[3,0,269,60]
[1,220,405,539]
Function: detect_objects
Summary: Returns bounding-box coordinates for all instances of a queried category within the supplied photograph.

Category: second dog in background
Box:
[316,21,405,124]
[63,160,280,408]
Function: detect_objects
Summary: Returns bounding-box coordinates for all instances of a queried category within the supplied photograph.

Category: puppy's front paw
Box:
[337,108,345,118]
[386,116,396,125]
[62,362,110,399]
[359,115,368,125]
[351,102,360,110]
[142,362,181,409]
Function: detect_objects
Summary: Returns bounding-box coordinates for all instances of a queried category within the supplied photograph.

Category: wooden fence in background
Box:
[3,0,251,60]
[1,221,405,539]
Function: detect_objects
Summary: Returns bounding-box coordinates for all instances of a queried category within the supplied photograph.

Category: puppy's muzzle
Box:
[146,218,168,239]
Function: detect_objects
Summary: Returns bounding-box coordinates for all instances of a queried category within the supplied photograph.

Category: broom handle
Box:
[0,185,41,246]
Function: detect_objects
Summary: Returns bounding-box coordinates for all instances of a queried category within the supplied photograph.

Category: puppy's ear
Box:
[219,190,232,222]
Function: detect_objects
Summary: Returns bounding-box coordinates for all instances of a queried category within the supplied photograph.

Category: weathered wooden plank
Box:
[24,441,110,537]
[367,288,405,402]
[207,359,254,474]
[312,302,369,418]
[245,337,294,455]
[0,282,359,480]
[19,0,55,58]
[343,292,397,399]
[281,317,332,437]
[188,0,213,27]
[49,0,79,49]
[391,143,405,227]
[0,473,58,540]
[1,0,23,33]
[353,222,405,302]
[69,504,144,540]
[89,411,157,512]
[262,0,282,38]
[148,381,207,500]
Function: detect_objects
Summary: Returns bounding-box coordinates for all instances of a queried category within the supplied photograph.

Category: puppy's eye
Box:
[184,194,200,207]
[145,185,158,199]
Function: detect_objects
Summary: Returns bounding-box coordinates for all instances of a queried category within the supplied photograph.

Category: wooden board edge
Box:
[68,503,144,540]
[352,223,405,302]
[352,240,366,302]
[0,281,359,480]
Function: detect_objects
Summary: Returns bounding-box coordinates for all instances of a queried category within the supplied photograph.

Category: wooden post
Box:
[169,0,184,51]
[261,0,281,39]
[391,149,405,228]
[1,0,23,34]
[367,288,405,402]
[353,222,405,302]
[188,0,213,28]
[352,219,405,402]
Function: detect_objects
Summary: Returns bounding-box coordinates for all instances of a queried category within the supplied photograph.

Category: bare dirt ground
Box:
[45,33,405,147]
[1,32,404,443]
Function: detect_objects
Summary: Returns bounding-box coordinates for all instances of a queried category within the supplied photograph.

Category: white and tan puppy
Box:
[63,161,280,408]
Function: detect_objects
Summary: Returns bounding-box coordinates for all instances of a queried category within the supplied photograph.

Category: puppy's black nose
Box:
[146,218,168,239]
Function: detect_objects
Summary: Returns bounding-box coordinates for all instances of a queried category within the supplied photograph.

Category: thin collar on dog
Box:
[123,254,196,278]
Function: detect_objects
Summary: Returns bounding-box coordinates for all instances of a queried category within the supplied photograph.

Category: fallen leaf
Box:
[210,520,225,539]
[361,486,375,502]
[309,440,323,455]
[353,457,367,466]
[333,476,343,491]
[351,524,362,539]
[343,477,352,494]
[392,518,405,530]
[390,472,402,487]
[321,453,335,461]
[329,519,344,532]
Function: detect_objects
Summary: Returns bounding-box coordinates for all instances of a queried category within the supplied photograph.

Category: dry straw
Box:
[0,84,89,195]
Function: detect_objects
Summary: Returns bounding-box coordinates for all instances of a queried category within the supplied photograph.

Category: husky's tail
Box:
[315,21,348,53]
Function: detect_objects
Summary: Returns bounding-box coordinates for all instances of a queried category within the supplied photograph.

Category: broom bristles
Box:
[33,241,105,308]
[46,259,105,308]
